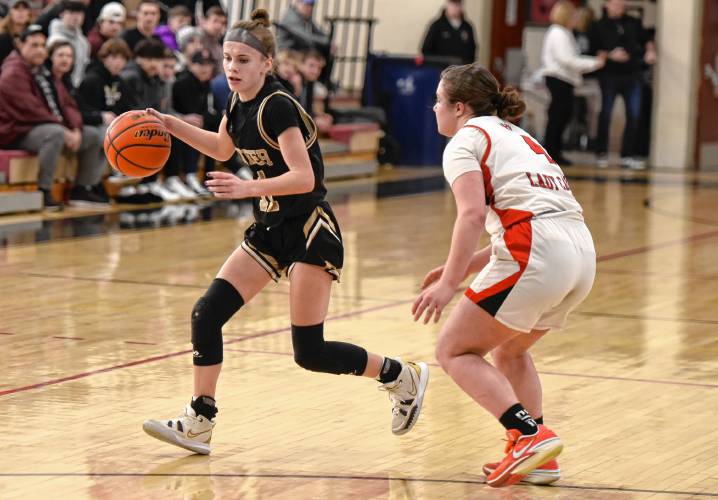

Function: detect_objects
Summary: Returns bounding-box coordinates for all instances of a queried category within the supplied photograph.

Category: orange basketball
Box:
[103,110,171,177]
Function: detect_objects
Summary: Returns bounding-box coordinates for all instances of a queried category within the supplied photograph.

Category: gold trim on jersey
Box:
[241,240,282,281]
[257,91,318,151]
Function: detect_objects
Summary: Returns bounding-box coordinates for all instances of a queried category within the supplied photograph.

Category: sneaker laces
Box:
[378,378,409,416]
[502,429,522,454]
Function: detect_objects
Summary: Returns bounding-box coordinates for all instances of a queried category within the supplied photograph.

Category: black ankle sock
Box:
[535,416,544,425]
[191,395,218,420]
[378,357,402,383]
[499,403,538,435]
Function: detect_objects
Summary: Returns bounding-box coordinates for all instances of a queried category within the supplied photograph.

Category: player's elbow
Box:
[216,144,235,162]
[296,176,315,194]
[460,207,486,228]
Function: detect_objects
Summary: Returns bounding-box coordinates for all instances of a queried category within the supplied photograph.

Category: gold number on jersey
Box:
[256,170,280,212]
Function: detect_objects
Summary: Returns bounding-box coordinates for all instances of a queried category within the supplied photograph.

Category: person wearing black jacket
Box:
[421,0,477,65]
[121,0,161,52]
[165,48,217,196]
[588,0,656,169]
[77,38,130,126]
[118,37,175,202]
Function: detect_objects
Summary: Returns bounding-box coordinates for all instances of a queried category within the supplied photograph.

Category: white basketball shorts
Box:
[465,216,596,333]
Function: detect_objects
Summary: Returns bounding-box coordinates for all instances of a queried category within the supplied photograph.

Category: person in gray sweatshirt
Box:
[47,0,90,88]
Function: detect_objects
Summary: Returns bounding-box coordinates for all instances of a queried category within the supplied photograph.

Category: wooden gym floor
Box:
[1,165,718,499]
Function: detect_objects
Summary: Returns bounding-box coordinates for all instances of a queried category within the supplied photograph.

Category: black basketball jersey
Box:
[225,76,327,227]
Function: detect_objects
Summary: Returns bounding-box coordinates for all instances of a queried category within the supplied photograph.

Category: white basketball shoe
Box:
[143,404,215,454]
[378,359,429,435]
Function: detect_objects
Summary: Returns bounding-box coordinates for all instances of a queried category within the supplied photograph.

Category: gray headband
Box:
[225,28,269,57]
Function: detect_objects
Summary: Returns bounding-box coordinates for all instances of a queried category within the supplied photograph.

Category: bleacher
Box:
[0,120,381,214]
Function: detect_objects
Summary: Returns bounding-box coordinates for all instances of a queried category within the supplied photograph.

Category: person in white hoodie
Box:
[541,1,617,165]
[47,0,90,88]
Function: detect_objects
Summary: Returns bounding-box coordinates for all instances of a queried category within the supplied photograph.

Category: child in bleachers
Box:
[275,49,303,97]
[77,37,131,128]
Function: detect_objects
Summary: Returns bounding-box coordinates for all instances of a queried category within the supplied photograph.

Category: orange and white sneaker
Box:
[486,425,563,488]
[483,459,561,485]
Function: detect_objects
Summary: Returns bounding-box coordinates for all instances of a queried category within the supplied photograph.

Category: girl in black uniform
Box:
[142,9,429,454]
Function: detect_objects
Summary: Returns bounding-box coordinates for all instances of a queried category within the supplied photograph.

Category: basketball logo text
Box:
[134,128,170,142]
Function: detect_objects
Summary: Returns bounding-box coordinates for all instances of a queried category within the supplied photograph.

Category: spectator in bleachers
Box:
[47,0,89,87]
[541,0,606,166]
[589,0,655,169]
[36,0,89,35]
[154,5,191,52]
[46,38,109,204]
[199,5,226,74]
[275,49,303,97]
[118,37,176,202]
[421,0,477,65]
[87,1,124,59]
[122,0,160,52]
[0,25,106,209]
[82,0,114,35]
[277,0,330,54]
[166,48,217,197]
[162,0,221,25]
[77,37,130,128]
[175,24,202,71]
[0,0,32,67]
[277,0,335,86]
[299,49,332,133]
[159,47,177,83]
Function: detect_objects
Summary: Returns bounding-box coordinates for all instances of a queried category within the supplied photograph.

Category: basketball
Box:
[103,110,171,178]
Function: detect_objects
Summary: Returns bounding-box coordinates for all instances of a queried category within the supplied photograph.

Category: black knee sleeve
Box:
[291,323,368,375]
[191,278,244,366]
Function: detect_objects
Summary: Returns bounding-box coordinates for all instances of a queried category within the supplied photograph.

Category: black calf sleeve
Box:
[191,278,244,366]
[291,323,368,375]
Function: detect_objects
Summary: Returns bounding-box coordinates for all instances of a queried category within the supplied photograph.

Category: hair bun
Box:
[250,8,271,27]
[496,86,526,120]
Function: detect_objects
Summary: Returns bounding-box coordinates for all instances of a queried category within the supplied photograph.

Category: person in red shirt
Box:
[0,25,106,209]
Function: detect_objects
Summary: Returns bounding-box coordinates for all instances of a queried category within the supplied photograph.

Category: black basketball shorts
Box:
[241,202,344,282]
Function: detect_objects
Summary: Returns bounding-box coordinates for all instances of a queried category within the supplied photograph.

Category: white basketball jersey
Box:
[442,115,584,238]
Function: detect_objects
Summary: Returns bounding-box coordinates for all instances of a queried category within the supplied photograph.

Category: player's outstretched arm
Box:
[145,109,235,161]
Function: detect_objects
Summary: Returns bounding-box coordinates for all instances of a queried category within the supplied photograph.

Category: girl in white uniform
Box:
[414,63,596,488]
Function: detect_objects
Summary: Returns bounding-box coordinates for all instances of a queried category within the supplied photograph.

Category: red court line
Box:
[5,229,718,398]
[124,341,157,345]
[596,229,718,262]
[0,332,13,335]
[52,336,84,341]
[0,299,411,398]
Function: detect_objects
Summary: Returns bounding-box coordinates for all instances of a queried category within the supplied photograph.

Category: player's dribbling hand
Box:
[205,171,251,199]
[412,281,455,324]
[421,265,444,289]
[145,108,172,129]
